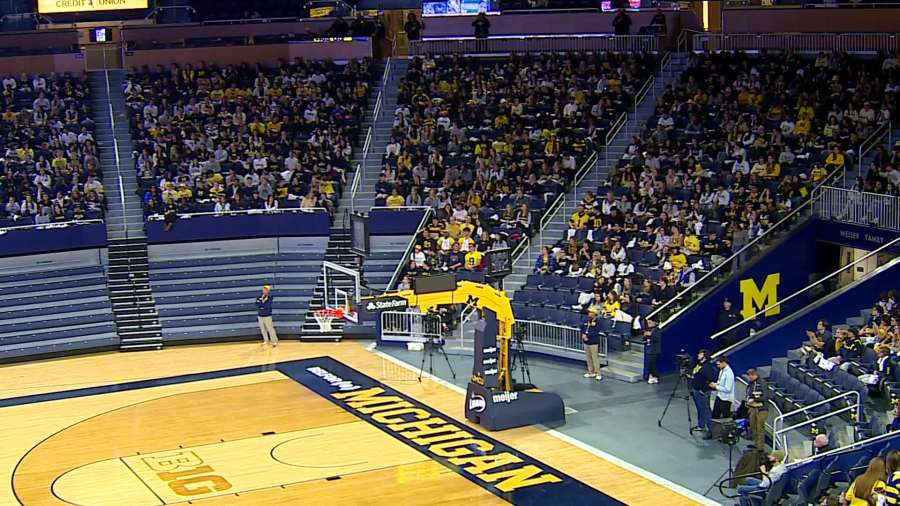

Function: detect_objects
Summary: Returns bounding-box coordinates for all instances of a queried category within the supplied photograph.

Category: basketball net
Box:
[313,308,344,332]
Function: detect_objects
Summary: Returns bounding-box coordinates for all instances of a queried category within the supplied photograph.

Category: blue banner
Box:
[813,219,900,251]
[0,223,106,257]
[146,212,331,244]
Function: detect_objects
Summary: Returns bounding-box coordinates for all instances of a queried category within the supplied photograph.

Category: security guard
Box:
[745,368,769,449]
[581,308,602,380]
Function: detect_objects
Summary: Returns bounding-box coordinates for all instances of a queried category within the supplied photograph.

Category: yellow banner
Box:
[309,6,334,17]
[38,0,148,14]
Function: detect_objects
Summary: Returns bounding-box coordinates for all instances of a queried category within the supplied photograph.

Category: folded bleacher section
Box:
[149,246,323,342]
[0,259,117,361]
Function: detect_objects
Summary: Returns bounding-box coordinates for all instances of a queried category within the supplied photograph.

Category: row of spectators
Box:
[0,72,105,226]
[390,52,658,278]
[123,58,372,223]
[526,51,897,328]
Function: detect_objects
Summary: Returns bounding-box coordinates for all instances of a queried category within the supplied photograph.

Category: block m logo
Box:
[739,273,781,320]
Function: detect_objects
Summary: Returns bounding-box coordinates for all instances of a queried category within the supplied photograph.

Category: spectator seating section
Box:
[124,59,372,220]
[391,53,657,281]
[150,252,322,341]
[0,265,117,360]
[0,72,105,226]
[524,52,898,326]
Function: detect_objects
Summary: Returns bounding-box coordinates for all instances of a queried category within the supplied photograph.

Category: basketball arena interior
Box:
[0,0,899,504]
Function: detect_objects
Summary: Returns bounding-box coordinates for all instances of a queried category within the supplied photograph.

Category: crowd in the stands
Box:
[0,72,104,226]
[524,51,898,327]
[391,52,658,277]
[123,58,372,225]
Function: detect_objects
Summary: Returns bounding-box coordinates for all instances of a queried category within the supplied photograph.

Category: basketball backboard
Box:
[322,261,361,323]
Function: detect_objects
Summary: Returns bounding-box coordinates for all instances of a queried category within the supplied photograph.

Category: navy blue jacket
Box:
[581,318,602,345]
[257,293,273,317]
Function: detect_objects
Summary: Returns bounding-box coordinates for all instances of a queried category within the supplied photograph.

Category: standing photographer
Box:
[710,355,736,420]
[745,368,769,450]
[690,349,717,436]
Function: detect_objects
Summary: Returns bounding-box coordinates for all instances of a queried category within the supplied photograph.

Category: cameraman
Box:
[690,349,717,437]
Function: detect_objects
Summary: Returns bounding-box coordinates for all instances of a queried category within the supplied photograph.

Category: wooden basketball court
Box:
[0,342,710,505]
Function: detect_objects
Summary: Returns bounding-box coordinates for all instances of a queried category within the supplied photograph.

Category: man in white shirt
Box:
[562,100,578,119]
[709,355,735,421]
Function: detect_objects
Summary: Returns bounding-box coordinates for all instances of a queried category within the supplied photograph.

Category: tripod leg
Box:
[683,377,694,433]
[417,343,429,382]
[657,375,682,428]
[439,345,456,379]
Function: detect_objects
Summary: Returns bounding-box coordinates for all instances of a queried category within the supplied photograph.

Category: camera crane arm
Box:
[363,281,516,390]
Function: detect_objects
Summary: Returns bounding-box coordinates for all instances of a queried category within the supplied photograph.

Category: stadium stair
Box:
[339,58,408,212]
[88,70,145,241]
[107,239,163,351]
[300,228,358,341]
[89,70,164,351]
[497,53,690,383]
[504,52,690,296]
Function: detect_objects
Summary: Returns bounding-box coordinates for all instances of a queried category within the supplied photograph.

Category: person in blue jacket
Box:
[256,284,278,346]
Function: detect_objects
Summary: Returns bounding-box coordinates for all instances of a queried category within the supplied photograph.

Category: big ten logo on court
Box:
[142,450,232,497]
[739,273,781,320]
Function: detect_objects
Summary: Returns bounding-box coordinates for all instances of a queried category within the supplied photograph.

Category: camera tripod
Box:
[418,338,457,382]
[657,372,694,434]
[510,333,533,387]
[704,435,738,497]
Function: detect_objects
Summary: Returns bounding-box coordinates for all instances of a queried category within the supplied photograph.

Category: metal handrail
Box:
[0,219,104,233]
[676,28,702,53]
[147,207,329,220]
[856,120,892,186]
[648,164,847,328]
[772,390,861,455]
[786,429,900,470]
[386,207,434,291]
[104,70,128,240]
[711,234,900,342]
[350,58,391,212]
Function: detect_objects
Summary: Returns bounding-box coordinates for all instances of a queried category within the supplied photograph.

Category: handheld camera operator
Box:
[256,284,278,346]
[744,368,769,450]
[690,349,718,438]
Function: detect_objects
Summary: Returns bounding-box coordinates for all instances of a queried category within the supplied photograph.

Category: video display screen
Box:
[38,0,149,14]
[422,0,499,16]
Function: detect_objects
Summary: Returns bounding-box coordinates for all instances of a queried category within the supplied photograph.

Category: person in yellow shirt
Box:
[669,247,687,273]
[464,248,484,271]
[763,156,781,179]
[844,457,886,506]
[683,233,700,254]
[810,164,828,182]
[570,205,590,229]
[794,118,811,136]
[825,146,845,169]
[176,184,192,200]
[602,292,621,318]
[385,189,405,207]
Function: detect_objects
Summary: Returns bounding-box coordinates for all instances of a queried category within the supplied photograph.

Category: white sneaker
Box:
[648,376,659,384]
[583,373,594,378]
[595,375,602,381]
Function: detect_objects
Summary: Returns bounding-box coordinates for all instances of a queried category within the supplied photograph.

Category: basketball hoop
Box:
[313,308,344,332]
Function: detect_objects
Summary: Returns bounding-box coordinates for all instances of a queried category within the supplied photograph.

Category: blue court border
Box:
[0,357,624,506]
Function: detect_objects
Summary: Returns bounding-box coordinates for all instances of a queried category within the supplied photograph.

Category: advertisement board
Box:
[37,0,148,14]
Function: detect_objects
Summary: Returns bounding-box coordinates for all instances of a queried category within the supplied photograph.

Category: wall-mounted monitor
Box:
[423,0,499,16]
[412,274,457,295]
[89,27,111,42]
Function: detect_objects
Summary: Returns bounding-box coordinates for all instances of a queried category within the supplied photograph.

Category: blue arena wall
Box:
[146,211,332,244]
[724,257,900,374]
[0,223,106,257]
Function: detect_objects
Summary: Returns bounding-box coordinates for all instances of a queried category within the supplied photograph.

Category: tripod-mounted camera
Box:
[418,308,457,382]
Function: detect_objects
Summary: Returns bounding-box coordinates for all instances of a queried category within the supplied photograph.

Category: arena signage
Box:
[37,0,148,14]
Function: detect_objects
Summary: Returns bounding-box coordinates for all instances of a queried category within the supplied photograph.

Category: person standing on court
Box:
[643,318,661,384]
[257,284,278,346]
[581,308,602,380]
[744,368,769,449]
[690,349,717,435]
[709,355,735,421]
